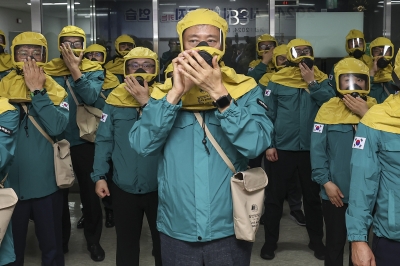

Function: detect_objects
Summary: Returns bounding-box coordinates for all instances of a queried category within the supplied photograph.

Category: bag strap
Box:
[0,173,8,188]
[65,77,80,106]
[100,92,107,100]
[20,103,54,145]
[383,83,391,96]
[194,112,236,174]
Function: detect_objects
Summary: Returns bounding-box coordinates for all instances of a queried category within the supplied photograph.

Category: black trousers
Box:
[112,182,162,266]
[263,150,324,250]
[10,190,64,266]
[322,200,353,266]
[70,142,103,246]
[372,234,400,266]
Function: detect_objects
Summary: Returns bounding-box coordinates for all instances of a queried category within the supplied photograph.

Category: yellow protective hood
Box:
[115,35,135,57]
[0,30,6,49]
[345,29,366,54]
[44,57,103,77]
[394,48,400,81]
[256,34,277,57]
[361,94,400,134]
[272,44,288,71]
[334,58,370,96]
[286,39,314,64]
[11,32,48,68]
[0,70,67,105]
[0,53,12,72]
[259,73,273,87]
[58,26,86,56]
[151,66,256,110]
[271,39,327,89]
[248,59,275,74]
[104,57,124,75]
[0,97,16,114]
[370,37,394,83]
[177,8,228,61]
[123,47,159,82]
[85,44,107,64]
[106,81,161,108]
[164,63,173,80]
[103,70,120,90]
[315,96,376,125]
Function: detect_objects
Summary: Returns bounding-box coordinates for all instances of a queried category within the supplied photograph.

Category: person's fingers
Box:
[212,56,219,70]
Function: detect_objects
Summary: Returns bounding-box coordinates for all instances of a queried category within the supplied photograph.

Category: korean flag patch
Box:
[264,89,271,97]
[352,137,366,149]
[100,113,108,122]
[60,101,69,111]
[329,74,333,80]
[313,124,324,133]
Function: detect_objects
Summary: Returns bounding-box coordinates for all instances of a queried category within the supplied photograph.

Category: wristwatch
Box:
[308,80,318,87]
[30,88,47,98]
[212,94,232,109]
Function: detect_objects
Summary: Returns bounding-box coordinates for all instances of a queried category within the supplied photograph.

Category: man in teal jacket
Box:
[92,47,162,266]
[262,39,335,261]
[129,9,273,265]
[0,32,69,266]
[0,97,19,266]
[346,90,400,265]
[311,58,377,266]
[44,26,106,261]
[368,37,396,103]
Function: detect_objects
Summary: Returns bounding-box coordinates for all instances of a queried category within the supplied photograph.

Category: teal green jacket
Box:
[311,123,355,203]
[9,94,69,200]
[346,123,400,242]
[263,80,335,150]
[247,62,268,83]
[115,74,124,84]
[52,70,104,147]
[91,103,158,194]
[369,80,396,104]
[0,108,19,266]
[128,87,273,242]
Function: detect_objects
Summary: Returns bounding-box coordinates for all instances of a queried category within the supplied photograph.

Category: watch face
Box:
[215,94,232,109]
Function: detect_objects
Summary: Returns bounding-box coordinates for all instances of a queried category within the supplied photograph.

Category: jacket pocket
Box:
[388,189,397,231]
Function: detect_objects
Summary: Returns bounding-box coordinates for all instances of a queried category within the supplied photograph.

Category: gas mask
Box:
[352,49,364,59]
[377,57,390,69]
[192,41,215,67]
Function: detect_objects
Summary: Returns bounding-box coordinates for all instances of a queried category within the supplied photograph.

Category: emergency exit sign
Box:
[275,0,298,6]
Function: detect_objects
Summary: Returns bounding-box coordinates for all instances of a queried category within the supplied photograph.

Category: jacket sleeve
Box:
[263,82,278,148]
[0,109,19,172]
[247,62,267,83]
[91,103,114,183]
[214,86,273,159]
[310,123,330,185]
[309,79,335,107]
[346,123,380,242]
[68,70,104,105]
[129,96,181,157]
[31,93,69,136]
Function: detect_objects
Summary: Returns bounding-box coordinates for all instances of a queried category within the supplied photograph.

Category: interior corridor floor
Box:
[23,193,350,266]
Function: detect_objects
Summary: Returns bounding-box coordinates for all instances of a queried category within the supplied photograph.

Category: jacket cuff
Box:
[347,234,369,242]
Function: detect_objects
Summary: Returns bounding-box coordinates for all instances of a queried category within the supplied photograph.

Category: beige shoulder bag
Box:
[21,104,75,189]
[66,78,103,143]
[194,112,268,242]
[0,174,18,245]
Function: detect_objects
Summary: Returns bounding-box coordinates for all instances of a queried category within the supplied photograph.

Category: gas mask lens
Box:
[371,45,392,57]
[338,73,369,92]
[291,46,313,58]
[348,38,364,50]
[259,44,274,51]
[14,45,47,63]
[0,35,5,45]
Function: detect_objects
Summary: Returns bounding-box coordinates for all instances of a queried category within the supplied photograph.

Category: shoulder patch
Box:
[352,137,366,149]
[313,124,324,133]
[100,113,108,122]
[329,74,333,80]
[257,98,269,111]
[264,89,271,96]
[0,125,13,135]
[248,67,254,72]
[60,101,69,111]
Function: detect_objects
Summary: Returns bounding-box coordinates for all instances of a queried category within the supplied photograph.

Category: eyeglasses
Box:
[127,63,155,70]
[63,41,83,49]
[17,50,43,60]
[86,52,103,57]
[294,48,311,55]
[259,44,275,50]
